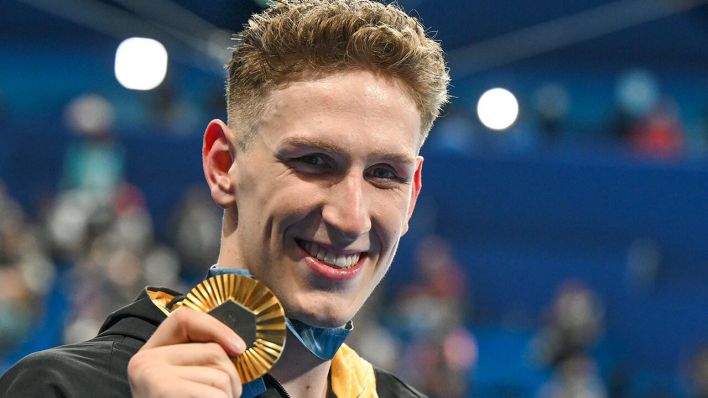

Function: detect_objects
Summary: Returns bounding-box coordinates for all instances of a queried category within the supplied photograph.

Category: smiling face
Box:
[208,70,422,328]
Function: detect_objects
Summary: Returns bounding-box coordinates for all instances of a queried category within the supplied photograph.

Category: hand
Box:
[128,307,246,398]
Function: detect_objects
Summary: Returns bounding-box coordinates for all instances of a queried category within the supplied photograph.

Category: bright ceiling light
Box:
[114,37,168,91]
[477,88,519,131]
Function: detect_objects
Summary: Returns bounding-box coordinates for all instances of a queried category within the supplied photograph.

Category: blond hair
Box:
[226,0,449,149]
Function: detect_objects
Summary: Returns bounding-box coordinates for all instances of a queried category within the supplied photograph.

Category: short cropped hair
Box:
[226,0,449,149]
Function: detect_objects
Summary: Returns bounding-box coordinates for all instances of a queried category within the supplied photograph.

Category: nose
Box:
[322,173,371,241]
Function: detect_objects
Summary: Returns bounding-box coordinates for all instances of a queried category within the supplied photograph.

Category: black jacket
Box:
[0,289,425,397]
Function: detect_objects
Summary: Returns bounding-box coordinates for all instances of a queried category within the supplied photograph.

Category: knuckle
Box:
[171,307,192,324]
[214,372,230,390]
[127,351,148,375]
[205,342,227,360]
[128,355,164,395]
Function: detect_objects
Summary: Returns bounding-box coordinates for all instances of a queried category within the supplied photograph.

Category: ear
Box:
[402,156,423,235]
[203,119,236,208]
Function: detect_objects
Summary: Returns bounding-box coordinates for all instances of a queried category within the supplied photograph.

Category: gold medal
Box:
[175,274,287,383]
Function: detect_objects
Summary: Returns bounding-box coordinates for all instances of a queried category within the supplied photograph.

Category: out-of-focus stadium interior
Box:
[1,0,707,396]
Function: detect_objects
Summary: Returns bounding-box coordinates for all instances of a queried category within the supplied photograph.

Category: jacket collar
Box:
[96,287,178,341]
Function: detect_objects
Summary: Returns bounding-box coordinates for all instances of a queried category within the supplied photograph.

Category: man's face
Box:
[227,70,422,328]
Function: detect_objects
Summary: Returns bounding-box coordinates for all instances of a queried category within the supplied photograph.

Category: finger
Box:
[143,307,246,356]
[139,342,235,365]
[129,370,232,398]
[172,366,242,398]
[176,380,231,398]
[128,344,241,398]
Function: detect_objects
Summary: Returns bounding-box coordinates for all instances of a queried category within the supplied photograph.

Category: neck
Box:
[217,209,241,265]
[270,330,331,398]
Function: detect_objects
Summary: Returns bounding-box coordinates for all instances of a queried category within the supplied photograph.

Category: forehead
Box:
[256,70,423,155]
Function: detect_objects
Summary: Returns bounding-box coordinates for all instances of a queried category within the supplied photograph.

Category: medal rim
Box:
[177,274,287,383]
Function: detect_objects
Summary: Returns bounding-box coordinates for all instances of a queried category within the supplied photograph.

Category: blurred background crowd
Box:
[1,0,707,397]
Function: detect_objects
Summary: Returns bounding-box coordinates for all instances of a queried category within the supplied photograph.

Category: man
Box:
[0,0,449,396]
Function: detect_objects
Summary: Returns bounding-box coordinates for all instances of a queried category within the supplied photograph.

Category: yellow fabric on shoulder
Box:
[146,287,176,316]
[331,343,378,398]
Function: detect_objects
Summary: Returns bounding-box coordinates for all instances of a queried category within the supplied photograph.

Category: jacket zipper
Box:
[263,374,291,398]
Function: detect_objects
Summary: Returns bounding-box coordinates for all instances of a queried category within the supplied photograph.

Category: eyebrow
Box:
[279,136,417,164]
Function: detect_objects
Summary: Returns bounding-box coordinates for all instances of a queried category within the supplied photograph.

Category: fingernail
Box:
[231,338,246,354]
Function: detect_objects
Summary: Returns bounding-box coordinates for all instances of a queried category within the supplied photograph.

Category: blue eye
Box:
[292,154,333,172]
[370,167,397,180]
[367,165,406,186]
[299,155,327,166]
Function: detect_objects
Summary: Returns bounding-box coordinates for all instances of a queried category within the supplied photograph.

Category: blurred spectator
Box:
[0,180,55,296]
[170,185,221,279]
[612,69,660,142]
[533,82,570,147]
[611,69,686,159]
[0,180,25,264]
[0,180,54,354]
[62,93,124,196]
[348,289,403,372]
[533,280,604,368]
[401,327,477,398]
[394,236,469,337]
[411,236,469,304]
[690,345,708,398]
[537,353,608,398]
[52,182,186,344]
[111,184,153,254]
[47,189,110,257]
[143,245,183,290]
[0,267,33,352]
[391,236,476,397]
[45,181,151,261]
[533,283,608,397]
[628,99,685,159]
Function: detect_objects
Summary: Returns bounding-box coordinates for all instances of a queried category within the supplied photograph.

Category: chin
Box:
[286,300,355,329]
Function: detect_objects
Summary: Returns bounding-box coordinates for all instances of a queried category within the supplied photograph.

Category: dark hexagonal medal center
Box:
[208,299,257,348]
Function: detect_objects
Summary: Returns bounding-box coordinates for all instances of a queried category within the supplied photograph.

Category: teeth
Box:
[302,241,361,269]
